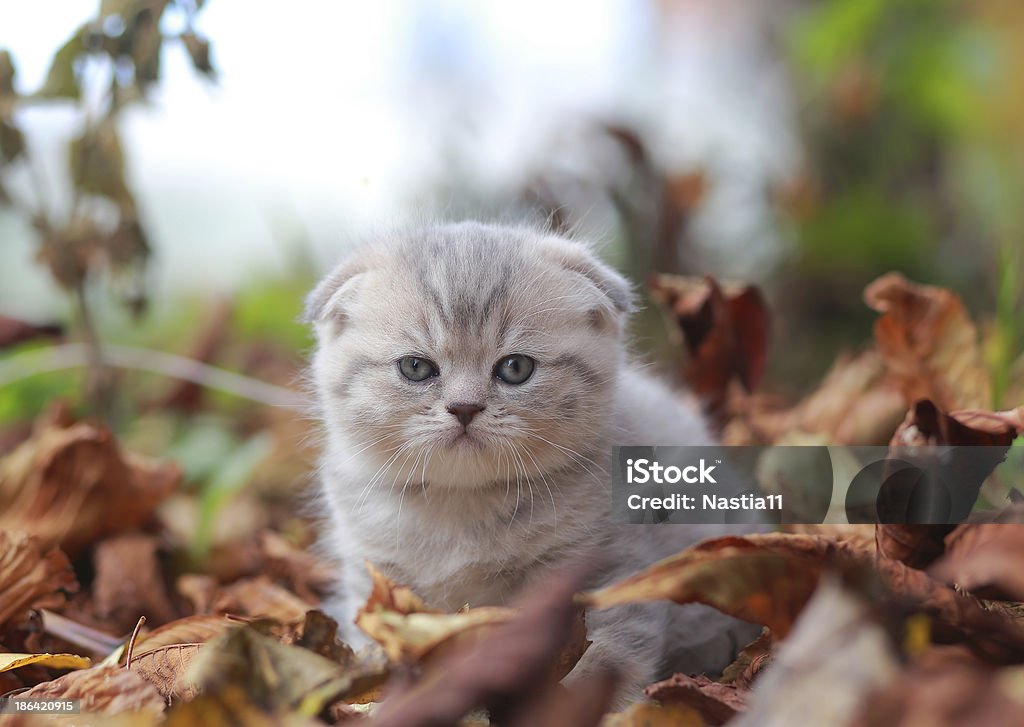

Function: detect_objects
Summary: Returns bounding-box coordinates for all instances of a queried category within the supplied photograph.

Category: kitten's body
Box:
[307,222,760,697]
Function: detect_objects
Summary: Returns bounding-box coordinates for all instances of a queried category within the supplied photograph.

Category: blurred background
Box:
[1,0,1022,548]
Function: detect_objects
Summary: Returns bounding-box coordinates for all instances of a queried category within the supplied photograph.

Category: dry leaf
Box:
[601,702,708,727]
[740,349,906,445]
[211,575,315,622]
[164,685,319,727]
[356,602,517,664]
[878,399,1018,567]
[17,665,165,716]
[644,673,746,725]
[93,533,175,633]
[0,414,180,554]
[128,642,204,700]
[183,625,368,715]
[864,273,991,411]
[649,274,770,430]
[719,629,774,689]
[728,577,899,727]
[0,531,77,629]
[130,615,234,655]
[370,567,595,727]
[581,533,1024,661]
[0,652,91,673]
[857,646,1024,726]
[930,525,1024,601]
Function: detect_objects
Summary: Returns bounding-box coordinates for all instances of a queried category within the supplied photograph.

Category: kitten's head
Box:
[306,222,633,489]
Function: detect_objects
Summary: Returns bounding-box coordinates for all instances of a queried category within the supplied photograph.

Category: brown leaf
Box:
[728,577,899,727]
[857,646,1024,726]
[93,533,176,633]
[211,575,315,623]
[127,642,204,700]
[649,275,770,430]
[930,524,1024,601]
[719,629,774,689]
[645,673,746,725]
[130,615,234,656]
[17,665,165,716]
[581,533,1024,661]
[740,349,906,445]
[361,562,435,616]
[864,273,991,411]
[369,567,598,727]
[0,414,180,554]
[877,399,1018,567]
[0,532,76,630]
[602,702,707,726]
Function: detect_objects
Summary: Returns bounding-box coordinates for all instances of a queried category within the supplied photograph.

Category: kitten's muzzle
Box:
[447,402,485,427]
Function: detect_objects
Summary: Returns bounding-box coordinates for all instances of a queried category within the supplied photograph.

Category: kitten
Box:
[305,221,761,698]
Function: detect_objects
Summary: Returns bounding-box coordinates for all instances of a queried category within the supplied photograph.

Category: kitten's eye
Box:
[494,354,535,385]
[398,356,439,382]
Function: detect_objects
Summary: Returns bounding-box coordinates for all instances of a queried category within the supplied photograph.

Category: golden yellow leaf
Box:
[0,652,91,673]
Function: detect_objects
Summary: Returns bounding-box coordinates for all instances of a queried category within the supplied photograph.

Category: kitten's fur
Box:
[306,222,760,698]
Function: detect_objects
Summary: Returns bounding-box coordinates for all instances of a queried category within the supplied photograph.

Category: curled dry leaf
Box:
[649,274,770,429]
[581,533,1024,661]
[930,524,1024,601]
[369,567,593,727]
[93,533,176,633]
[735,349,906,446]
[644,673,747,726]
[878,399,1018,568]
[0,652,91,673]
[17,665,165,716]
[0,531,76,629]
[0,414,180,554]
[864,272,991,411]
[356,601,517,664]
[719,629,774,689]
[259,532,335,603]
[362,561,435,615]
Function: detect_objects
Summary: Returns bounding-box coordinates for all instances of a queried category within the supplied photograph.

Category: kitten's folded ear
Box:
[539,237,636,316]
[302,256,368,335]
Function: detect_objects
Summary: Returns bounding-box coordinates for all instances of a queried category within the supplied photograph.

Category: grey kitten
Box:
[305,222,760,699]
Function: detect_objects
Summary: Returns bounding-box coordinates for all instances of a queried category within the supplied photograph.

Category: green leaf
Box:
[38,27,87,100]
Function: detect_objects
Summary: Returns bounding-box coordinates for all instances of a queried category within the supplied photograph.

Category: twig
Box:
[41,608,121,656]
[0,342,306,408]
[124,616,146,668]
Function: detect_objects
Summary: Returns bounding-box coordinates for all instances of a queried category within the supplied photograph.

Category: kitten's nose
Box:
[447,403,485,427]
